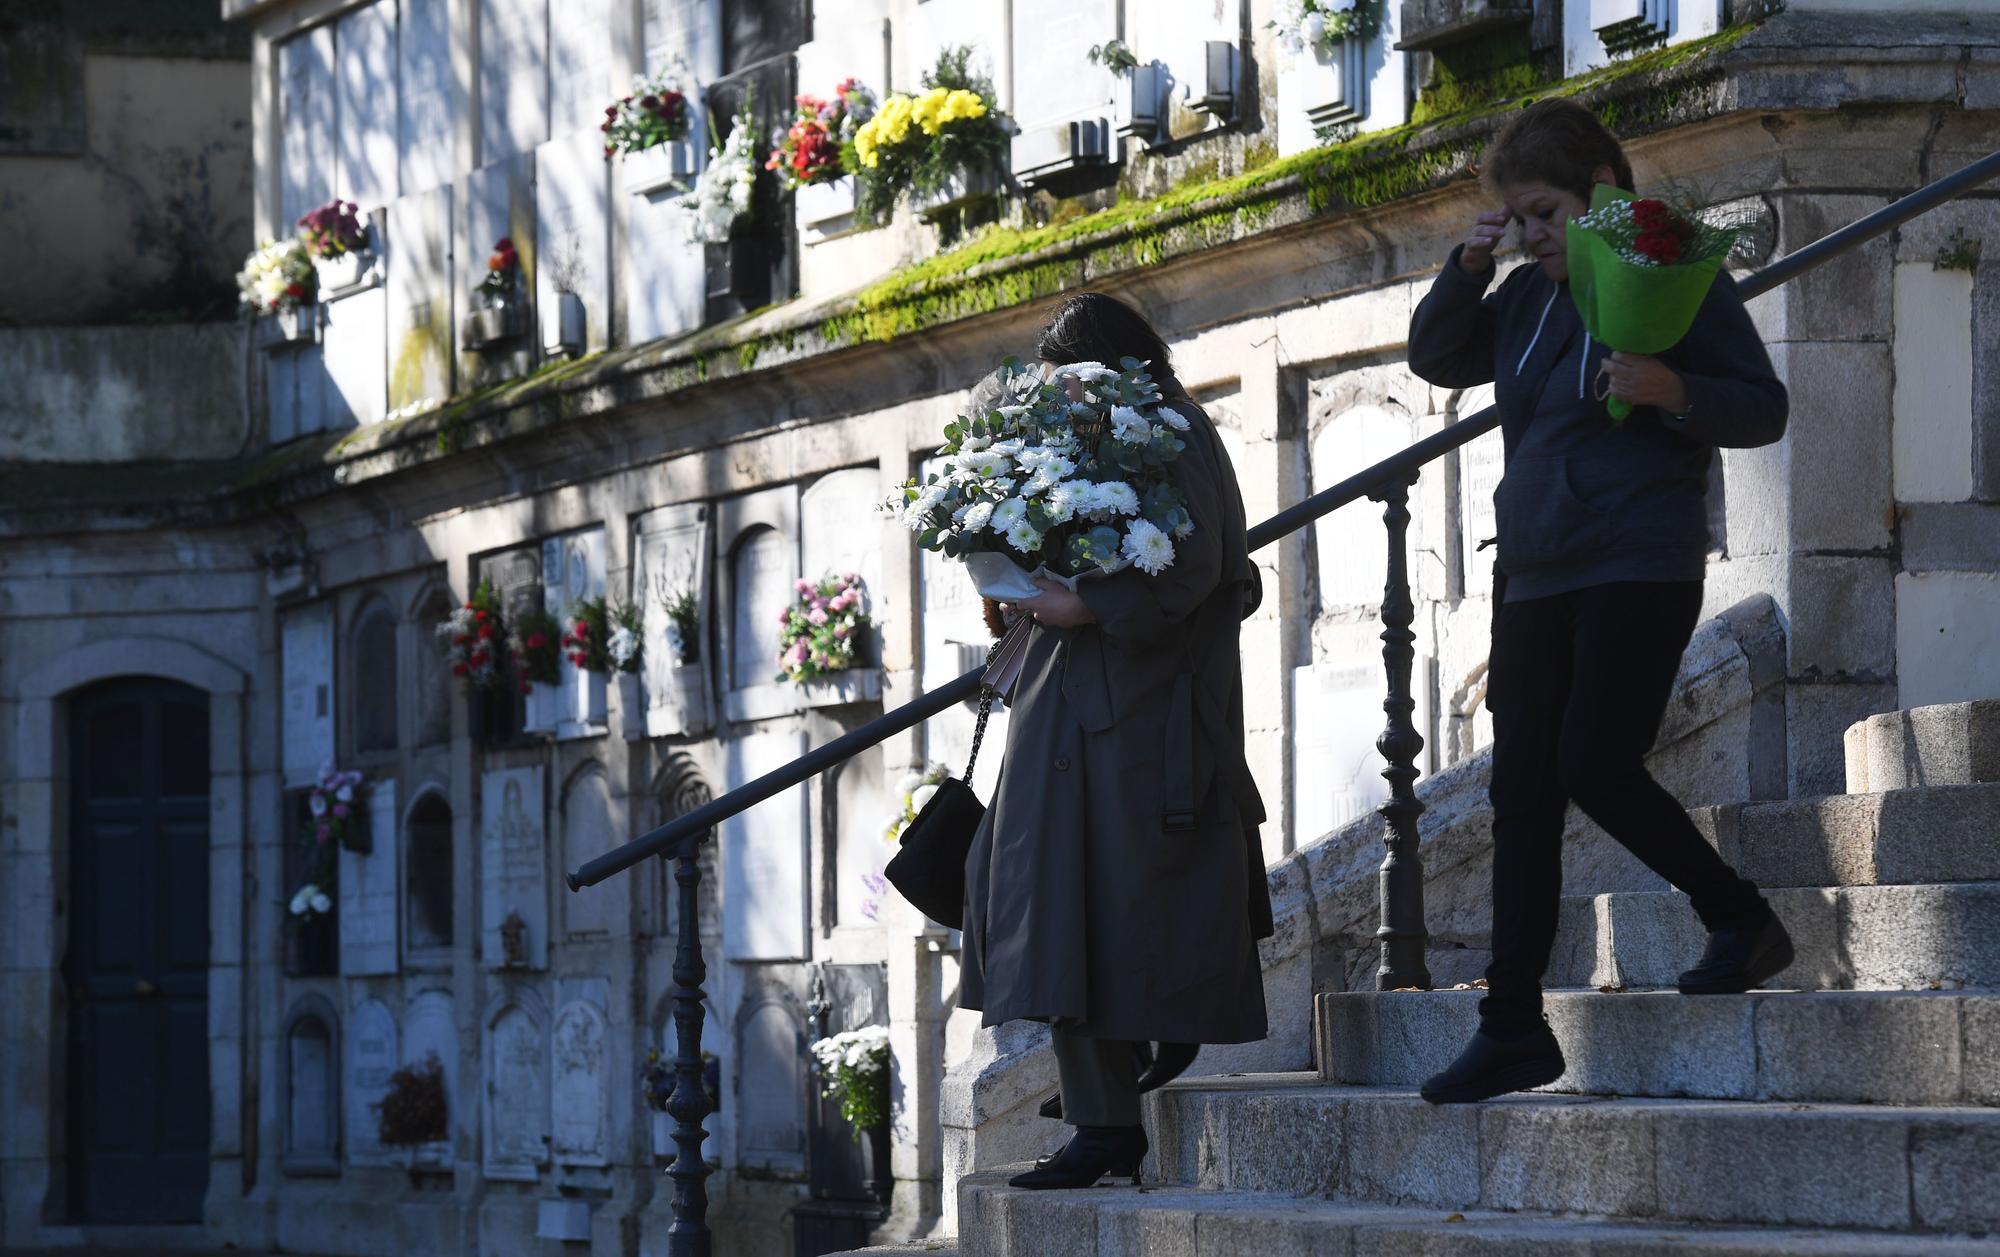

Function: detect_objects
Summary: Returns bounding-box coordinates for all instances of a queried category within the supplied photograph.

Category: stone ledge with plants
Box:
[9,11,1967,530]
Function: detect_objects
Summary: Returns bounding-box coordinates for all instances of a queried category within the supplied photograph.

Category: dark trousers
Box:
[1480,581,1769,1035]
[1050,1029,1141,1127]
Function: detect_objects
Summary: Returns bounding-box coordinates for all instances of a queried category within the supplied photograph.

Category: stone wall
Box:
[0,324,250,462]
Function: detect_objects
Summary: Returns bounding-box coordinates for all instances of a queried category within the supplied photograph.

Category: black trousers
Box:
[1050,1029,1141,1127]
[1480,580,1769,1035]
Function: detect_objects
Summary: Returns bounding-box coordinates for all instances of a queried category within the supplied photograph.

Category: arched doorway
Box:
[64,677,211,1222]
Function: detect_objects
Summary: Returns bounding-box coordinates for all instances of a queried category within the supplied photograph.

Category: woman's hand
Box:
[1603,352,1690,413]
[1460,209,1512,274]
[1010,577,1096,629]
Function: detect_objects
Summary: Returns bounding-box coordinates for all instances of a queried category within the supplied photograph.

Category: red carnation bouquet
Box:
[604,66,692,158]
[560,597,613,673]
[436,580,509,692]
[509,607,562,694]
[1566,186,1757,421]
[474,236,518,308]
[766,78,877,191]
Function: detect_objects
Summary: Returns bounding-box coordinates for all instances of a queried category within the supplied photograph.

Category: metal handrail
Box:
[569,146,2000,894]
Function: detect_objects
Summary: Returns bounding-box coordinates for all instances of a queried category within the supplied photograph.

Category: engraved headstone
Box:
[632,503,712,736]
[459,155,536,390]
[287,1011,336,1162]
[800,468,882,616]
[535,131,610,355]
[335,1,400,211]
[549,998,610,1167]
[1312,404,1414,609]
[1007,0,1114,133]
[543,527,607,734]
[321,282,387,428]
[399,0,458,196]
[478,0,549,164]
[480,767,548,969]
[338,779,399,975]
[728,527,791,695]
[279,26,336,227]
[735,996,805,1171]
[560,766,615,938]
[721,731,810,960]
[404,989,457,1159]
[385,186,453,409]
[549,0,614,138]
[347,997,399,1165]
[281,603,335,789]
[483,999,547,1179]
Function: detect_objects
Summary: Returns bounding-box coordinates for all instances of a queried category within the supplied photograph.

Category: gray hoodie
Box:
[1409,246,1788,601]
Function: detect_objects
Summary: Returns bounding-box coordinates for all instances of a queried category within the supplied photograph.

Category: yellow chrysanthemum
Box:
[911,86,951,135]
[939,89,988,125]
[875,94,914,145]
[854,118,881,167]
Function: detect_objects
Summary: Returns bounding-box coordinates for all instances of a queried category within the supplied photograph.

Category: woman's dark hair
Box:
[1035,292,1173,377]
[1485,98,1634,202]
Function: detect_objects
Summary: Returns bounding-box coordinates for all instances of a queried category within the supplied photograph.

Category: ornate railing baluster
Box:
[1371,475,1431,991]
[667,842,713,1257]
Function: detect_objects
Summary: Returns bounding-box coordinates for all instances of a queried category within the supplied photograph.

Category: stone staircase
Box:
[848,700,2000,1255]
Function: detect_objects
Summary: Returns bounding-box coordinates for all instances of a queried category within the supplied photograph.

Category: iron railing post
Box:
[666,844,713,1257]
[1371,475,1431,991]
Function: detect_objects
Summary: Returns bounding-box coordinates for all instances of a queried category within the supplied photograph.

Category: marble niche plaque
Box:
[334,0,399,212]
[481,766,549,970]
[346,997,400,1166]
[1312,403,1415,611]
[721,731,811,961]
[632,502,713,737]
[560,765,616,939]
[281,602,335,788]
[482,995,548,1180]
[399,0,458,197]
[542,527,607,736]
[404,989,457,1163]
[549,997,610,1167]
[338,779,398,975]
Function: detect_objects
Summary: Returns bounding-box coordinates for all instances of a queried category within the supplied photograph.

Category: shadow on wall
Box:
[0,1,253,326]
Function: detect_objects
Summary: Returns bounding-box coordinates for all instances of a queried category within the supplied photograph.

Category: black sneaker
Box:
[1678,914,1795,995]
[1419,1026,1566,1105]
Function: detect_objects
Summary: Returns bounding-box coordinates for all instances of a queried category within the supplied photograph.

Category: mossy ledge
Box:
[106,22,1764,522]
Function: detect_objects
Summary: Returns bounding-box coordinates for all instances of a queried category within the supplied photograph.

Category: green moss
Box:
[389,323,447,410]
[1410,30,1543,127]
[1936,228,1983,273]
[807,24,1756,352]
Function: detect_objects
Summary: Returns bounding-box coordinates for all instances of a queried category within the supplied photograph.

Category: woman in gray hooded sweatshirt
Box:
[1407,99,1793,1104]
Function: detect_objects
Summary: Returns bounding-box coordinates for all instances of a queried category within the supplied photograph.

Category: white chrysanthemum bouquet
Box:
[885,357,1195,600]
[808,1025,891,1137]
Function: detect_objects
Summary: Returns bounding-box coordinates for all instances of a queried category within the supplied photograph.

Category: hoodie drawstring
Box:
[1516,289,1559,376]
[1579,331,1593,400]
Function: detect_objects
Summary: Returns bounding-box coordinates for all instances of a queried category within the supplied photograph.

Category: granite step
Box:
[1144,1075,2000,1234]
[1315,988,1999,1107]
[1846,701,2000,794]
[1542,881,2000,991]
[959,1172,2000,1256]
[1689,781,2000,889]
[824,1245,960,1256]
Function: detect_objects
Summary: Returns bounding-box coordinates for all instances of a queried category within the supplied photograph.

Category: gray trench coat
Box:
[958,394,1273,1045]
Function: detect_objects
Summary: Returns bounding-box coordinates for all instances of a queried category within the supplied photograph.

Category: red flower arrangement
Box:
[475,237,518,307]
[510,607,562,693]
[766,79,877,191]
[1629,198,1697,266]
[297,199,368,259]
[604,67,693,158]
[436,580,508,691]
[560,597,614,673]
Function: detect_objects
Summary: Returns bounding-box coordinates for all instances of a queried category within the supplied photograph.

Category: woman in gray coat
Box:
[959,293,1273,1190]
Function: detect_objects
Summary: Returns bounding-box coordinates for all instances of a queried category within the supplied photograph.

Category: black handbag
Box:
[883,660,1000,930]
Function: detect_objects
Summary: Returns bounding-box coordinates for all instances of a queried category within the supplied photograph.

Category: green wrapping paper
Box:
[1566,184,1726,421]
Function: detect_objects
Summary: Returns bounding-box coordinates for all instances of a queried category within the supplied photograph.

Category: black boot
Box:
[1008,1125,1148,1190]
[1135,1041,1198,1092]
[1419,1024,1565,1105]
[1038,1042,1168,1121]
[1678,913,1794,994]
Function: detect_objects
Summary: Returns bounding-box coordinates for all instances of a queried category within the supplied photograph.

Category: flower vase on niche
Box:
[499,907,529,969]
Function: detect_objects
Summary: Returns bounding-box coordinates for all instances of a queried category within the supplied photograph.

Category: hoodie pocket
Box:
[1494,456,1611,574]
